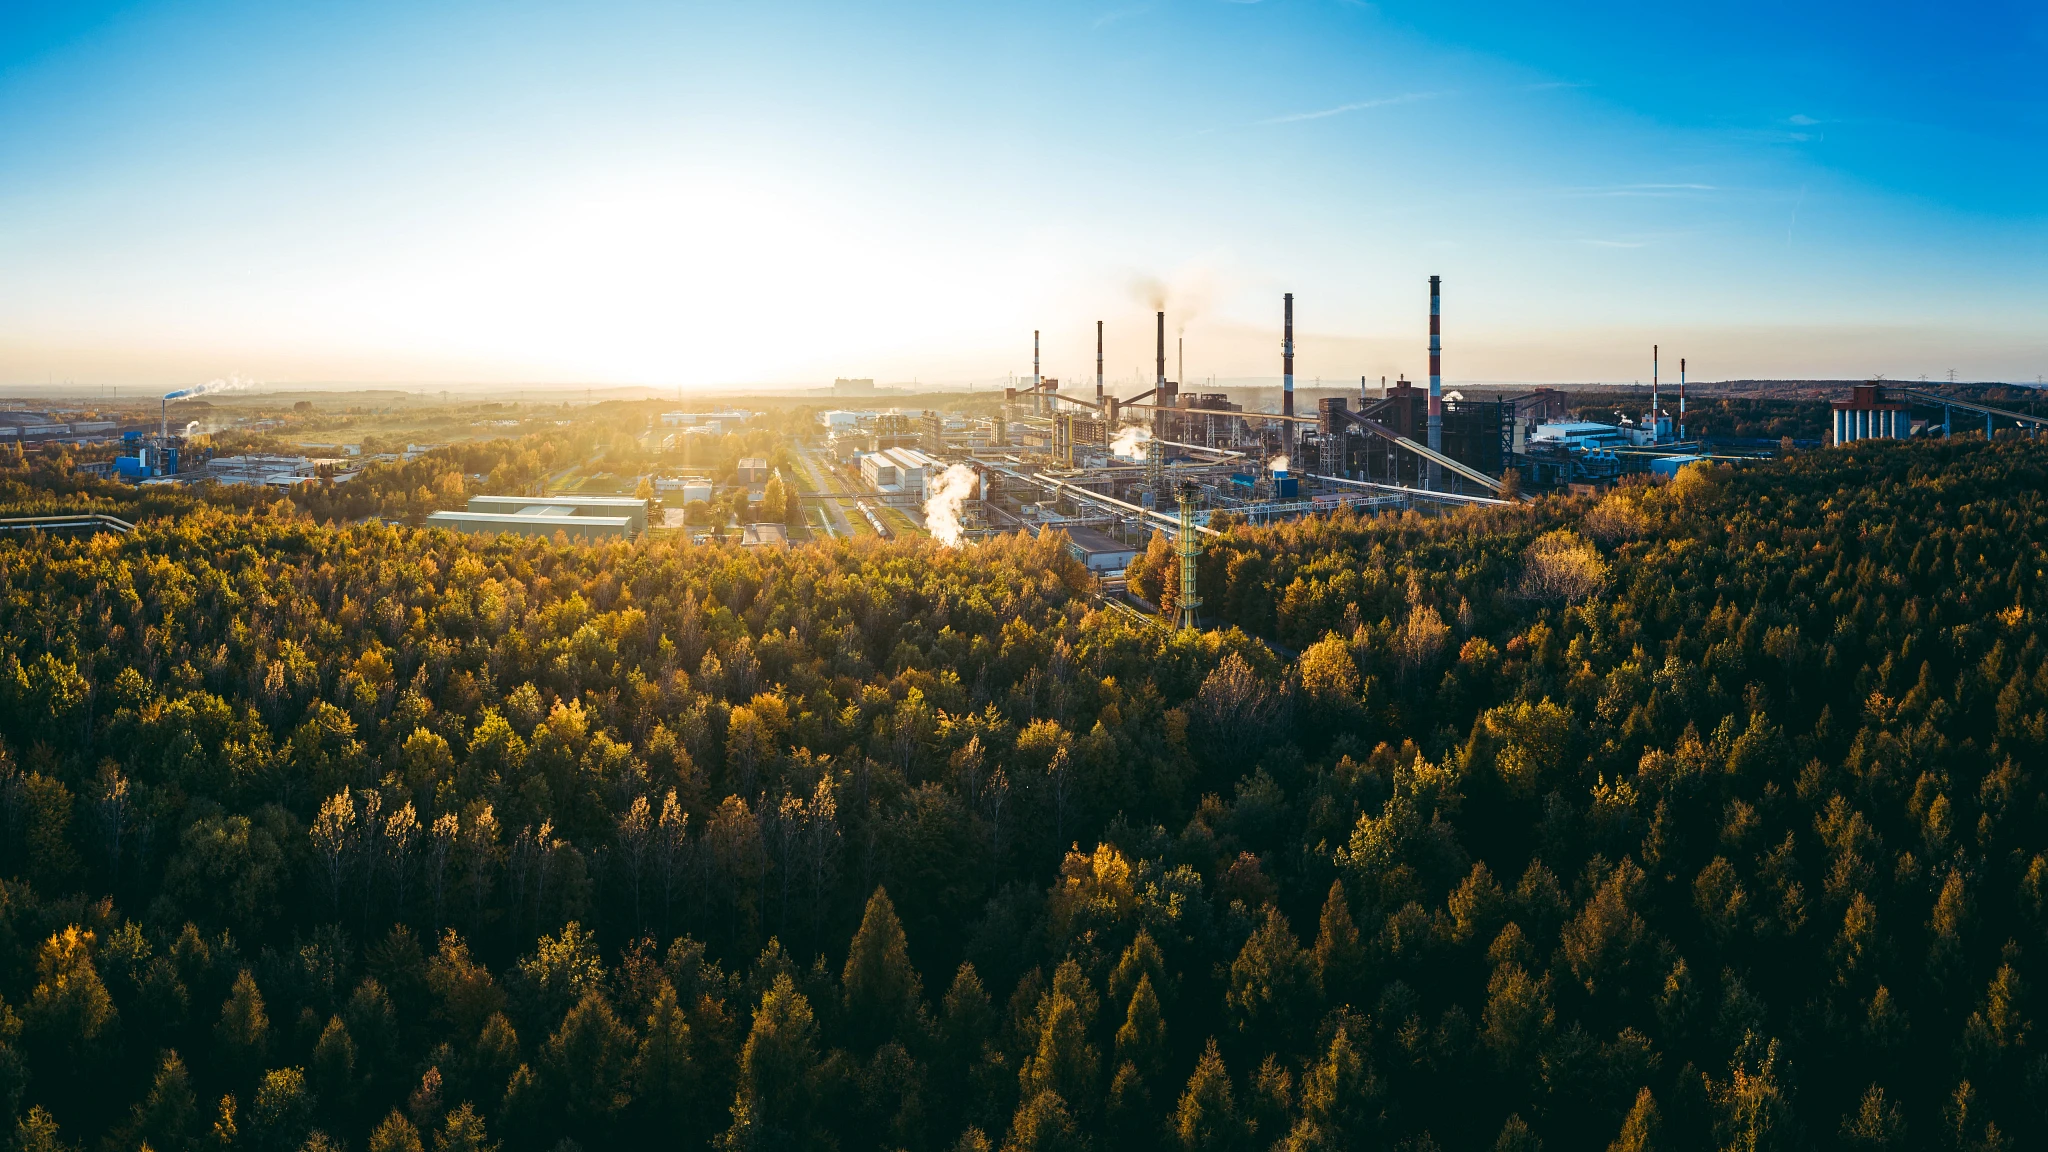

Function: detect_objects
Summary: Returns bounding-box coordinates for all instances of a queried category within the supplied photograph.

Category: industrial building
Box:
[1832,384,1911,443]
[427,494,648,540]
[205,454,319,488]
[660,410,750,432]
[859,446,940,502]
[463,494,648,534]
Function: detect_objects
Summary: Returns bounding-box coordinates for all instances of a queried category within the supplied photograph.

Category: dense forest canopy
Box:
[0,437,2042,1151]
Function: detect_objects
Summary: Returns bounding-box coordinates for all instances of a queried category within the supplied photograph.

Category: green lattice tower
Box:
[1176,481,1203,630]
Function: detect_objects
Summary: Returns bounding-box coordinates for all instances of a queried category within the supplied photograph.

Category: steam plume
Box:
[923,463,980,548]
[163,375,257,401]
[1110,424,1151,459]
[1268,455,1290,473]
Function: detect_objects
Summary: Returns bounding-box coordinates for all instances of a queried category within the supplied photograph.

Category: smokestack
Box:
[1096,321,1104,405]
[1652,344,1659,435]
[1283,293,1295,453]
[1155,311,1165,388]
[162,397,167,440]
[1679,356,1687,440]
[1427,276,1442,484]
[1034,330,1041,415]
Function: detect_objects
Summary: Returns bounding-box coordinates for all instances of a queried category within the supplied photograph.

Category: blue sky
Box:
[2,0,2044,389]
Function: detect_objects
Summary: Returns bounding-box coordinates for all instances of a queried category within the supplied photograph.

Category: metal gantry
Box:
[1176,481,1203,631]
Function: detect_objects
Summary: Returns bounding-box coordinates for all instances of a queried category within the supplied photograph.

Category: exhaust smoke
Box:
[922,463,980,548]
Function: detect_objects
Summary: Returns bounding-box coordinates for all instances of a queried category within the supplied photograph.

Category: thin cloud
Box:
[1788,113,1820,126]
[1259,91,1435,125]
[1567,183,1719,198]
[1092,4,1154,27]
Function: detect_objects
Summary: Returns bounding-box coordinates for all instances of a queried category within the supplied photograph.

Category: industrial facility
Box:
[813,279,2047,626]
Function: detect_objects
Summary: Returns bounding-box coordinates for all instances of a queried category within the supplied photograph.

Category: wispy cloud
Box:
[1092,4,1154,28]
[1259,91,1435,125]
[1567,183,1719,198]
[1788,114,1820,126]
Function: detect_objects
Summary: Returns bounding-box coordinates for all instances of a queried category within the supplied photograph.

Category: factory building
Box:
[1056,526,1140,573]
[429,494,649,540]
[206,455,318,488]
[1833,384,1911,443]
[425,510,635,540]
[860,446,940,500]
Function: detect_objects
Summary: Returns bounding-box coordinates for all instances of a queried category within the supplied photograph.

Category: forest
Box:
[0,435,2042,1151]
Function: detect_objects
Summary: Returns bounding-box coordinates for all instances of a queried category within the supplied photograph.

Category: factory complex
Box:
[809,279,2048,620]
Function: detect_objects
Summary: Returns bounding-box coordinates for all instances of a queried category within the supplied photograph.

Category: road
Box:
[794,447,861,537]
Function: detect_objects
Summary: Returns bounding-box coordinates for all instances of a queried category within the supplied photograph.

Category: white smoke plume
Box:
[1110,424,1151,460]
[922,463,980,548]
[1268,455,1290,473]
[163,375,258,402]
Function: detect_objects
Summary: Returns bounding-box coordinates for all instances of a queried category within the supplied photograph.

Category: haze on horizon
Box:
[3,0,2044,393]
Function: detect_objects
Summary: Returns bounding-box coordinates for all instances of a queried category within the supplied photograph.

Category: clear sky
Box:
[2,0,2044,391]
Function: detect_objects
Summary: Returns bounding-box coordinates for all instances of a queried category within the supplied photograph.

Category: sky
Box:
[1,0,2045,392]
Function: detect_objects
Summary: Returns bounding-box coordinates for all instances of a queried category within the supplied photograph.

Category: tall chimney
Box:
[1096,321,1104,406]
[1652,344,1659,438]
[1679,356,1687,441]
[161,398,167,440]
[1283,293,1295,455]
[1034,330,1041,415]
[1155,311,1165,388]
[1427,276,1442,485]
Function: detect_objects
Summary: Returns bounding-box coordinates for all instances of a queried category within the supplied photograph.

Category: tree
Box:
[1112,976,1165,1084]
[1608,1088,1661,1152]
[1020,962,1100,1118]
[246,1067,312,1152]
[216,970,272,1077]
[133,1050,199,1151]
[1839,1084,1904,1149]
[634,981,697,1130]
[368,1111,425,1152]
[1003,1092,1086,1152]
[543,989,636,1131]
[15,1107,66,1152]
[311,1017,357,1120]
[1310,882,1363,1001]
[433,1103,496,1152]
[843,888,924,1051]
[1225,907,1311,1042]
[720,974,825,1151]
[1173,1039,1242,1152]
[1287,1026,1379,1151]
[1518,530,1608,604]
[25,927,117,1070]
